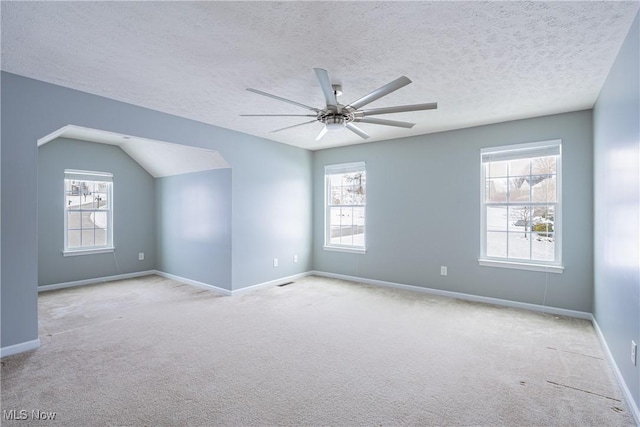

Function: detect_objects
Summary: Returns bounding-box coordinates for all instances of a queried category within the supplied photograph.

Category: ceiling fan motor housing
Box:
[318,107,355,131]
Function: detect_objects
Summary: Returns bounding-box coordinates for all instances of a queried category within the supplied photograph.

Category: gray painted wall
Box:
[38,138,156,285]
[156,169,232,290]
[593,12,640,413]
[227,130,313,290]
[2,74,39,348]
[1,72,313,349]
[314,110,594,312]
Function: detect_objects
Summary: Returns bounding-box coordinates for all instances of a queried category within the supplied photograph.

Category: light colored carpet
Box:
[1,275,635,426]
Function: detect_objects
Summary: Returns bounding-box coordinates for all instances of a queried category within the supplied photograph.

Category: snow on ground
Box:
[330,232,365,247]
[89,212,108,229]
[327,205,554,260]
[486,206,554,261]
[67,194,108,229]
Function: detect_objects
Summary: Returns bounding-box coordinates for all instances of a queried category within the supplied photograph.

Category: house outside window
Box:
[64,169,114,256]
[479,140,562,273]
[324,162,366,253]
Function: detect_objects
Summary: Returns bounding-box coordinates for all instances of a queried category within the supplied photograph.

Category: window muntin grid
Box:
[325,164,366,250]
[481,142,561,266]
[64,171,113,253]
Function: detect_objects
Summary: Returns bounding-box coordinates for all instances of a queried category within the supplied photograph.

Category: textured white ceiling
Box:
[2,1,638,150]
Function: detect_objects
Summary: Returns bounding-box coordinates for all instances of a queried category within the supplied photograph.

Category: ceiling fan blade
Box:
[315,126,328,141]
[354,117,415,128]
[240,114,317,117]
[345,123,370,140]
[269,120,318,134]
[347,76,412,110]
[313,68,338,109]
[247,88,320,113]
[361,102,438,116]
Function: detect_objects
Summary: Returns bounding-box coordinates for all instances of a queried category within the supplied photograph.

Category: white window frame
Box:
[479,140,563,273]
[324,162,366,254]
[63,169,114,256]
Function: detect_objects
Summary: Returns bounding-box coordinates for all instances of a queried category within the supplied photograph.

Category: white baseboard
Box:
[152,270,232,296]
[592,318,640,425]
[152,271,313,296]
[310,270,592,320]
[1,339,40,358]
[231,272,312,295]
[36,268,591,318]
[38,270,156,293]
[38,269,314,298]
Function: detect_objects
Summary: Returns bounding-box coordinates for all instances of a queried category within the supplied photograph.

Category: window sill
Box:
[63,247,115,257]
[323,245,366,255]
[478,259,564,274]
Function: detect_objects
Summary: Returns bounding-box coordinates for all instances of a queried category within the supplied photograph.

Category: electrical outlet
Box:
[273,258,279,267]
[293,255,298,263]
[440,266,447,276]
[632,341,637,366]
[138,252,144,261]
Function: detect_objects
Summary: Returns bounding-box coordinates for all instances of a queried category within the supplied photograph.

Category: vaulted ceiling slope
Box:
[2,2,638,150]
[39,126,230,178]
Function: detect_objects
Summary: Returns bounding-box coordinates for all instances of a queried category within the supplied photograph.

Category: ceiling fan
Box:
[241,68,437,141]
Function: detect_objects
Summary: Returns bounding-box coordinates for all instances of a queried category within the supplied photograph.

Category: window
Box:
[324,162,366,253]
[64,169,114,256]
[480,141,562,272]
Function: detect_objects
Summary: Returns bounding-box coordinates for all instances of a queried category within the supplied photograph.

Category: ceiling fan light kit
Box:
[324,115,345,131]
[242,68,437,142]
